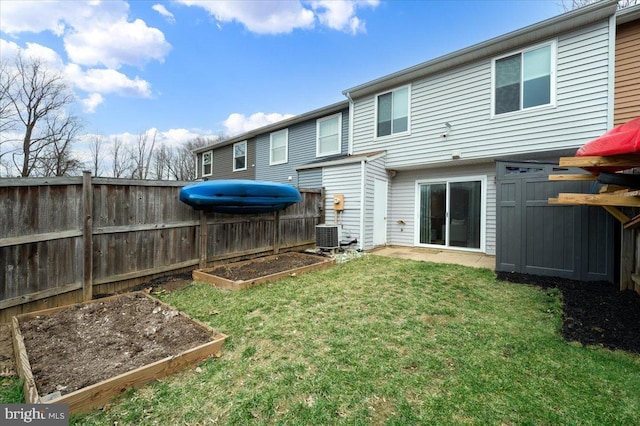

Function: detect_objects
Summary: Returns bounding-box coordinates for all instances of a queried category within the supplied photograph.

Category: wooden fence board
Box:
[1,175,322,321]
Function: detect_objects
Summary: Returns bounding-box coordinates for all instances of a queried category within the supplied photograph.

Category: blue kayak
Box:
[179,179,302,214]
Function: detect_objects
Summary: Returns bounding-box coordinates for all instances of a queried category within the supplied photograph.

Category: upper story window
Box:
[202,150,212,177]
[493,41,556,115]
[233,141,247,171]
[270,129,288,165]
[376,85,409,138]
[317,113,342,157]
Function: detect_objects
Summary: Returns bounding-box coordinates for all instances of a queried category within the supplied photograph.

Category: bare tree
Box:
[561,0,638,11]
[111,136,132,178]
[129,130,157,179]
[88,133,105,177]
[0,53,75,176]
[36,114,84,177]
[151,143,172,180]
[166,137,217,181]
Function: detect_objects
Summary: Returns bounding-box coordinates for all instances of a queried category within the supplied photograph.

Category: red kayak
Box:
[576,117,640,157]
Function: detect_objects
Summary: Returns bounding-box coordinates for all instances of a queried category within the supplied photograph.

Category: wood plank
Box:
[53,335,225,414]
[0,282,83,310]
[602,206,630,224]
[552,193,640,207]
[92,220,200,235]
[0,230,82,248]
[548,174,596,181]
[83,172,93,302]
[620,228,636,291]
[12,316,41,404]
[91,258,200,286]
[624,213,640,230]
[199,211,208,269]
[558,155,640,169]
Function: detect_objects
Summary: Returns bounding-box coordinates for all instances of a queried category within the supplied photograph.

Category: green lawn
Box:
[3,255,639,425]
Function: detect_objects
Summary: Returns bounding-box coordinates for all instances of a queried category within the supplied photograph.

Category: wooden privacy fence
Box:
[0,172,323,322]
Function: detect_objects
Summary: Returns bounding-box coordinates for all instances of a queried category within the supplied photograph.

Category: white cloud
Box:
[64,18,170,69]
[152,4,176,24]
[81,93,105,113]
[311,0,379,35]
[223,112,295,135]
[178,0,380,35]
[65,64,152,99]
[1,1,171,69]
[0,39,64,69]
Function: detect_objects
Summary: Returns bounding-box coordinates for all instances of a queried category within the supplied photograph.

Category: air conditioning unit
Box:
[316,224,340,249]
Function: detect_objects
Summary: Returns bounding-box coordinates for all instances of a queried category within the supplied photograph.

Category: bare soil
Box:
[19,293,214,397]
[208,252,329,281]
[497,272,640,354]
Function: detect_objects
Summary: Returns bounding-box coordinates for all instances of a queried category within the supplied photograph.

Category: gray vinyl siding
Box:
[213,139,256,180]
[387,163,497,255]
[322,162,362,244]
[256,108,349,186]
[196,140,256,180]
[351,21,612,168]
[361,155,388,250]
[298,168,322,189]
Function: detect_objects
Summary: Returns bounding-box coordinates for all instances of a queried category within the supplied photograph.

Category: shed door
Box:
[496,161,616,282]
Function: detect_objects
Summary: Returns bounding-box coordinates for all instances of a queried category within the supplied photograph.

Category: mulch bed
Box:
[497,272,640,354]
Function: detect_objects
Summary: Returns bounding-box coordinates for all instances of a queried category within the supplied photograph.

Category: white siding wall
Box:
[322,163,363,243]
[388,163,497,255]
[351,21,612,169]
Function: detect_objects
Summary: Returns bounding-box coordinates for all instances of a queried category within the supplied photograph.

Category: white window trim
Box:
[374,84,411,140]
[413,175,487,253]
[490,39,557,119]
[201,150,213,177]
[270,129,289,165]
[316,112,342,157]
[233,141,247,172]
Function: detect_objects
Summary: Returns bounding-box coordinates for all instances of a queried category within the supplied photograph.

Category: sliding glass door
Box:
[418,179,483,250]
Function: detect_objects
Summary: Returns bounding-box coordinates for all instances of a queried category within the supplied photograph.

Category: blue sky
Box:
[0,0,567,152]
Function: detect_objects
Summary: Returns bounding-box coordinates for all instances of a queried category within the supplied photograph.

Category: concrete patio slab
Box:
[369,246,495,270]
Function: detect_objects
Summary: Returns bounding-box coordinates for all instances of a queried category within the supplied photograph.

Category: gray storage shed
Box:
[496,161,617,282]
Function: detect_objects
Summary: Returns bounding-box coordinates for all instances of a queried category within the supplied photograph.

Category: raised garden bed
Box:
[12,292,227,414]
[193,251,335,290]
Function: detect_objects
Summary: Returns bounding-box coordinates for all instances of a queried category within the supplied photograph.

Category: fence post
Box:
[82,171,93,301]
[273,210,280,255]
[199,211,208,268]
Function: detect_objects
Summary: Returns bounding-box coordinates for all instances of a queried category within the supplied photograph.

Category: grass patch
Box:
[4,256,639,424]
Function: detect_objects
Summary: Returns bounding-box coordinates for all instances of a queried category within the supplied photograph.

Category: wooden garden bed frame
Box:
[193,253,336,290]
[11,292,227,414]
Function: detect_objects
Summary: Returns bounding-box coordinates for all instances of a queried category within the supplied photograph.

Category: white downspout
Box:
[359,159,366,251]
[606,14,616,130]
[346,92,355,155]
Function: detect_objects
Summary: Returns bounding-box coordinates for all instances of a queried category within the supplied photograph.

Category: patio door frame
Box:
[414,175,487,252]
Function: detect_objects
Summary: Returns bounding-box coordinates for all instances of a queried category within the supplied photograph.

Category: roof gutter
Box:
[617,4,640,24]
[342,0,618,100]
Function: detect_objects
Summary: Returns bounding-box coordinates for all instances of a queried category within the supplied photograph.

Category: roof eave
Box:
[617,4,640,25]
[342,0,618,100]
